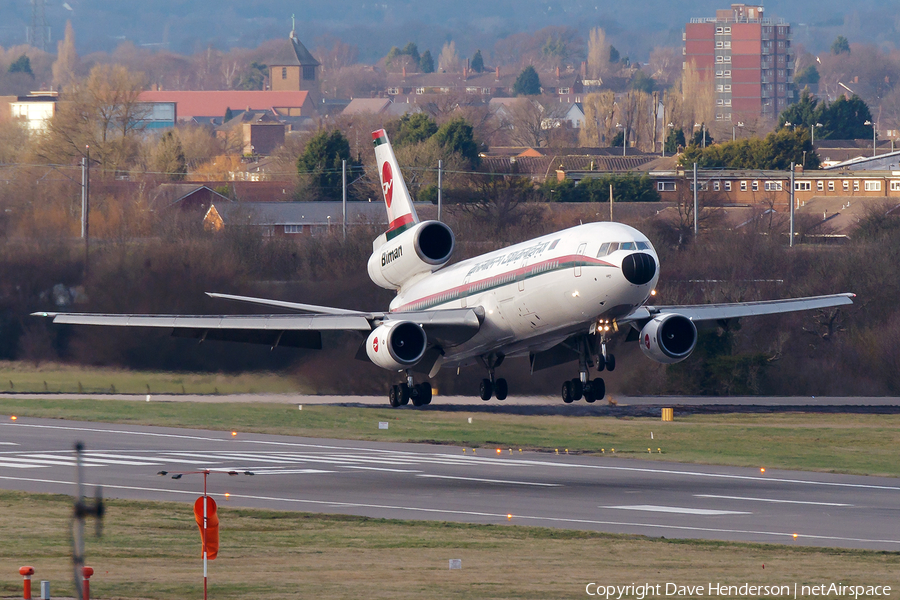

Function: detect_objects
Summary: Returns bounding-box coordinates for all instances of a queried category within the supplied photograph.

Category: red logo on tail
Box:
[382,162,393,208]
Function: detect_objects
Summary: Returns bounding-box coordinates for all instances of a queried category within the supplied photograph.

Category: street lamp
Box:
[864,120,876,157]
[663,122,674,158]
[812,122,822,146]
[732,121,744,141]
[616,122,627,156]
[694,122,706,149]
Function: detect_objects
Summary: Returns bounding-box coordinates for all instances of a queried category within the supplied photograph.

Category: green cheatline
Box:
[373,133,387,147]
[385,221,414,241]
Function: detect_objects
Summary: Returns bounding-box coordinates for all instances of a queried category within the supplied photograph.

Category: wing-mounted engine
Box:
[638,314,698,364]
[367,221,455,290]
[366,321,428,370]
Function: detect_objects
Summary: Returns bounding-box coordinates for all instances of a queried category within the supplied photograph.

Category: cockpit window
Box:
[637,241,651,250]
[597,242,610,257]
[620,242,636,251]
[607,242,619,254]
[599,241,651,257]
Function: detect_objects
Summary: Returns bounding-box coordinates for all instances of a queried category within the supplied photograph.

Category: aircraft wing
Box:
[622,292,855,324]
[32,306,484,349]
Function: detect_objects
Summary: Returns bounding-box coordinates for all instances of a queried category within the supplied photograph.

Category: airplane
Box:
[35,129,855,407]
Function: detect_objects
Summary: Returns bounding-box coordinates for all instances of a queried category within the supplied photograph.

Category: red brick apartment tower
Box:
[684,4,793,123]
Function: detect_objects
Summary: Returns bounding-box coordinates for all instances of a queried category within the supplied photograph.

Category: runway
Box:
[2,416,899,551]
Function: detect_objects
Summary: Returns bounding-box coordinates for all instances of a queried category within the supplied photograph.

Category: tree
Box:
[52,21,79,90]
[609,45,620,64]
[586,27,609,78]
[401,42,420,66]
[664,127,686,154]
[471,50,484,73]
[630,70,655,93]
[506,98,548,148]
[579,91,616,146]
[388,112,438,147]
[513,65,541,96]
[677,127,819,170]
[689,125,714,147]
[543,174,660,203]
[8,55,33,77]
[234,61,267,90]
[224,107,234,122]
[831,36,851,55]
[38,64,148,172]
[152,131,187,181]
[438,41,460,72]
[434,118,480,167]
[419,50,435,73]
[794,65,820,85]
[777,88,819,129]
[819,94,873,139]
[297,129,361,200]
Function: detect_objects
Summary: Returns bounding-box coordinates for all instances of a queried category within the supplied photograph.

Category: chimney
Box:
[463,65,468,79]
[495,66,500,81]
[581,61,586,79]
[402,65,406,79]
[556,66,560,79]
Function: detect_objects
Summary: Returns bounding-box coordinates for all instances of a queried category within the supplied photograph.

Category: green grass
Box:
[1,490,897,600]
[0,361,305,394]
[3,398,900,477]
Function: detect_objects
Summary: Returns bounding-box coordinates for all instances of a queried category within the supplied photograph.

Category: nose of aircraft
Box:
[621,252,657,285]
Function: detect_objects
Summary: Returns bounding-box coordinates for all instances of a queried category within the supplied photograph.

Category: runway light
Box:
[231,431,237,437]
[496,448,501,455]
[224,493,231,500]
[792,533,798,539]
[507,513,512,520]
[760,467,766,474]
[10,415,16,421]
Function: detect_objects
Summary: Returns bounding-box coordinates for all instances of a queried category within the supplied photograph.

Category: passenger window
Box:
[620,242,635,250]
[607,242,619,253]
[597,242,611,257]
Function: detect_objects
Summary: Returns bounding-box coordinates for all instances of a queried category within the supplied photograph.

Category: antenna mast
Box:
[28,0,50,52]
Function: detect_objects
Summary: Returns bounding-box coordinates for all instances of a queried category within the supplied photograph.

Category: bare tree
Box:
[579,91,616,146]
[586,28,609,79]
[52,21,79,91]
[506,99,547,147]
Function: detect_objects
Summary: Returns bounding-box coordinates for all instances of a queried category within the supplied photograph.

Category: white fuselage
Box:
[389,222,659,368]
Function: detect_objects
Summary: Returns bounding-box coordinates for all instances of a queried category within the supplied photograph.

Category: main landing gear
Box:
[388,371,432,408]
[478,353,508,401]
[561,336,615,404]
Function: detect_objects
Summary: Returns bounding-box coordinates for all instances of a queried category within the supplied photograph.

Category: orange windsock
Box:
[193,496,219,559]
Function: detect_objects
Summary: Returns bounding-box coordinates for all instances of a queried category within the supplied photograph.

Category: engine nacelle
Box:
[368,221,454,290]
[639,314,698,364]
[366,321,428,370]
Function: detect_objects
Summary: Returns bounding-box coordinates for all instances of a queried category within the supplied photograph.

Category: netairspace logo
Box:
[584,582,893,599]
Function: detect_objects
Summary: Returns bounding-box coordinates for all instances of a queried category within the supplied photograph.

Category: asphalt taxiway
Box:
[1,416,899,550]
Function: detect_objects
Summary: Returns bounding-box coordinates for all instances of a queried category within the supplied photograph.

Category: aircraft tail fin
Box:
[372,129,419,241]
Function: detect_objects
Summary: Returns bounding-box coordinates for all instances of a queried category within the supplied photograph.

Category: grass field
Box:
[1,490,897,600]
[0,362,305,394]
[3,398,900,477]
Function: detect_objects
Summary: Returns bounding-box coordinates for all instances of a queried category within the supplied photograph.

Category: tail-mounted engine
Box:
[366,321,428,370]
[639,314,698,364]
[368,221,454,290]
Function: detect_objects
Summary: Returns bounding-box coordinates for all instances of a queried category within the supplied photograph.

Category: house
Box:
[341,98,420,117]
[203,201,399,236]
[383,67,583,102]
[9,91,57,131]
[137,90,317,122]
[822,149,900,172]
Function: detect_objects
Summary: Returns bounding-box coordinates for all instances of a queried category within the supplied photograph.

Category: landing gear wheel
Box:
[389,385,400,408]
[416,383,432,406]
[596,358,605,372]
[570,378,584,401]
[480,379,493,401]
[562,381,574,403]
[592,378,606,401]
[605,354,616,372]
[494,378,508,401]
[398,383,411,406]
[584,386,596,403]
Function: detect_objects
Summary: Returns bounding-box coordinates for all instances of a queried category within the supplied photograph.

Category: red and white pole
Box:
[203,471,208,600]
[19,566,34,600]
[82,567,94,600]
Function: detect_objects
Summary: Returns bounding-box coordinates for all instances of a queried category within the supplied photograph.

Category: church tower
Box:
[268,16,320,92]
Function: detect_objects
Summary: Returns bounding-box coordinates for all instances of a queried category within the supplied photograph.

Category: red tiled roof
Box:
[138,90,310,119]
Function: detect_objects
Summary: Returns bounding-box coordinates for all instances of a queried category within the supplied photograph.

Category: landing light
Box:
[572,292,579,298]
[651,289,657,296]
